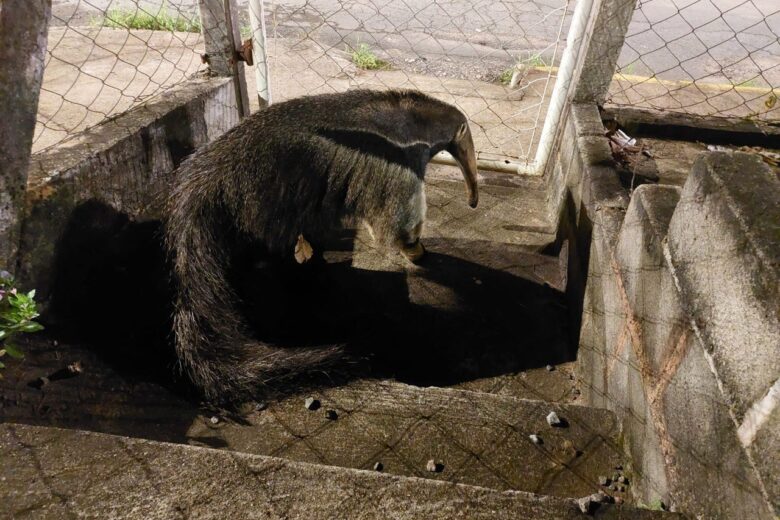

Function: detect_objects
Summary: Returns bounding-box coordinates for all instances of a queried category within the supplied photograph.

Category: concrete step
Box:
[1,337,626,502]
[1,423,683,519]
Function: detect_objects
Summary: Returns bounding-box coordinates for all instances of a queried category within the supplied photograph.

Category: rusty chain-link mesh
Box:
[606,0,779,122]
[34,1,207,153]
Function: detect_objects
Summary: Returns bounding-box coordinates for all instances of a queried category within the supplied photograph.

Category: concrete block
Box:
[667,151,779,436]
[571,103,606,137]
[17,78,238,297]
[663,337,770,518]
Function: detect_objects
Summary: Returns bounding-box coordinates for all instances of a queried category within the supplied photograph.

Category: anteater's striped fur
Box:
[165,89,478,402]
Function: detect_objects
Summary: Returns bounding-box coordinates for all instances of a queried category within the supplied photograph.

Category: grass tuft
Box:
[100,2,201,33]
[351,43,389,70]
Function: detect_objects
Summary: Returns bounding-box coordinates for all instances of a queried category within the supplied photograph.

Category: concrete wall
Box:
[551,103,778,518]
[17,77,239,298]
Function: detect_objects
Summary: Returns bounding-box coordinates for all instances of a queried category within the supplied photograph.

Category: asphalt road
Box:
[49,0,780,85]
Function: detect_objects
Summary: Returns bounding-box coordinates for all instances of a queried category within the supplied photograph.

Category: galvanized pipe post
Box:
[248,0,271,107]
[0,0,52,272]
[198,0,251,117]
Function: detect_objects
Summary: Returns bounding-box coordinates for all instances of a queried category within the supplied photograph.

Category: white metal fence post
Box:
[519,0,596,176]
[0,0,52,271]
[249,0,272,107]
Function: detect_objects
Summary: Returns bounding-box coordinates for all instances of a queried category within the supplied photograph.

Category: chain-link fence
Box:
[255,0,576,170]
[34,1,208,153]
[606,0,779,122]
[37,0,580,171]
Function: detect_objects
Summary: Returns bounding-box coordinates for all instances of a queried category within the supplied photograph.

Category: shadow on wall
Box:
[48,199,571,400]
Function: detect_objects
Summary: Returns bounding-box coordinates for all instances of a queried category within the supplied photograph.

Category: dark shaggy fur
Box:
[165,89,478,402]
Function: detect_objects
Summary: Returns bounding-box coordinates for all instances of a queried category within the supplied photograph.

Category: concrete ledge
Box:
[17,77,239,297]
[666,151,780,515]
[573,154,778,518]
[0,423,684,519]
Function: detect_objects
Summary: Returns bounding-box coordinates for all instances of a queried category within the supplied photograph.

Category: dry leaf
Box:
[294,234,314,264]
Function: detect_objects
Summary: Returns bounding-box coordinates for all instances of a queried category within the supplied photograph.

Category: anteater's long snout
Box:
[449,125,479,208]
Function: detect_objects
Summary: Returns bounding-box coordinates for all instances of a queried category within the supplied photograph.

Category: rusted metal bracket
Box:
[234,39,253,66]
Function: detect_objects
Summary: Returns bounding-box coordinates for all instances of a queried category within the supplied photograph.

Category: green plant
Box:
[498,68,514,85]
[0,271,43,376]
[620,62,637,75]
[638,499,667,511]
[523,53,547,68]
[350,43,389,70]
[99,1,202,33]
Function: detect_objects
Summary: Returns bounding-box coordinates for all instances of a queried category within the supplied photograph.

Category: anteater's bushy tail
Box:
[165,189,345,403]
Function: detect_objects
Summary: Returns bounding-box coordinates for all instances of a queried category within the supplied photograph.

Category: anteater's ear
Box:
[455,122,468,140]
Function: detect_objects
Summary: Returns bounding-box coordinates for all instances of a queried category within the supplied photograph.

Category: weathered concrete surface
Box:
[666,151,779,515]
[186,381,626,499]
[558,105,779,519]
[19,76,239,297]
[0,423,684,520]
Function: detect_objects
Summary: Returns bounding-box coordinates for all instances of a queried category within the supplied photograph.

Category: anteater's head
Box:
[446,118,478,208]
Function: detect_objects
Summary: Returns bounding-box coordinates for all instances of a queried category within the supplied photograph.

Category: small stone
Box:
[255,402,267,412]
[577,493,603,515]
[209,416,219,424]
[546,364,554,371]
[373,462,383,472]
[325,409,338,420]
[304,397,320,411]
[546,411,563,427]
[426,459,442,473]
[529,434,543,445]
[52,340,59,347]
[598,475,610,486]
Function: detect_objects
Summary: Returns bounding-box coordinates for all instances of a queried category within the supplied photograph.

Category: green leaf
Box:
[3,343,24,359]
[27,289,36,299]
[0,329,6,340]
[20,322,43,333]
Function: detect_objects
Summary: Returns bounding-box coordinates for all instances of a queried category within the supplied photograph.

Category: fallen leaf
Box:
[294,234,314,264]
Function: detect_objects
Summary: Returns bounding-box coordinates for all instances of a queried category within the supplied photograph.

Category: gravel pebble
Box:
[373,462,383,472]
[576,493,604,514]
[426,459,442,473]
[304,397,320,411]
[529,434,543,445]
[546,411,563,427]
[325,409,338,420]
[209,416,219,425]
[546,364,554,371]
